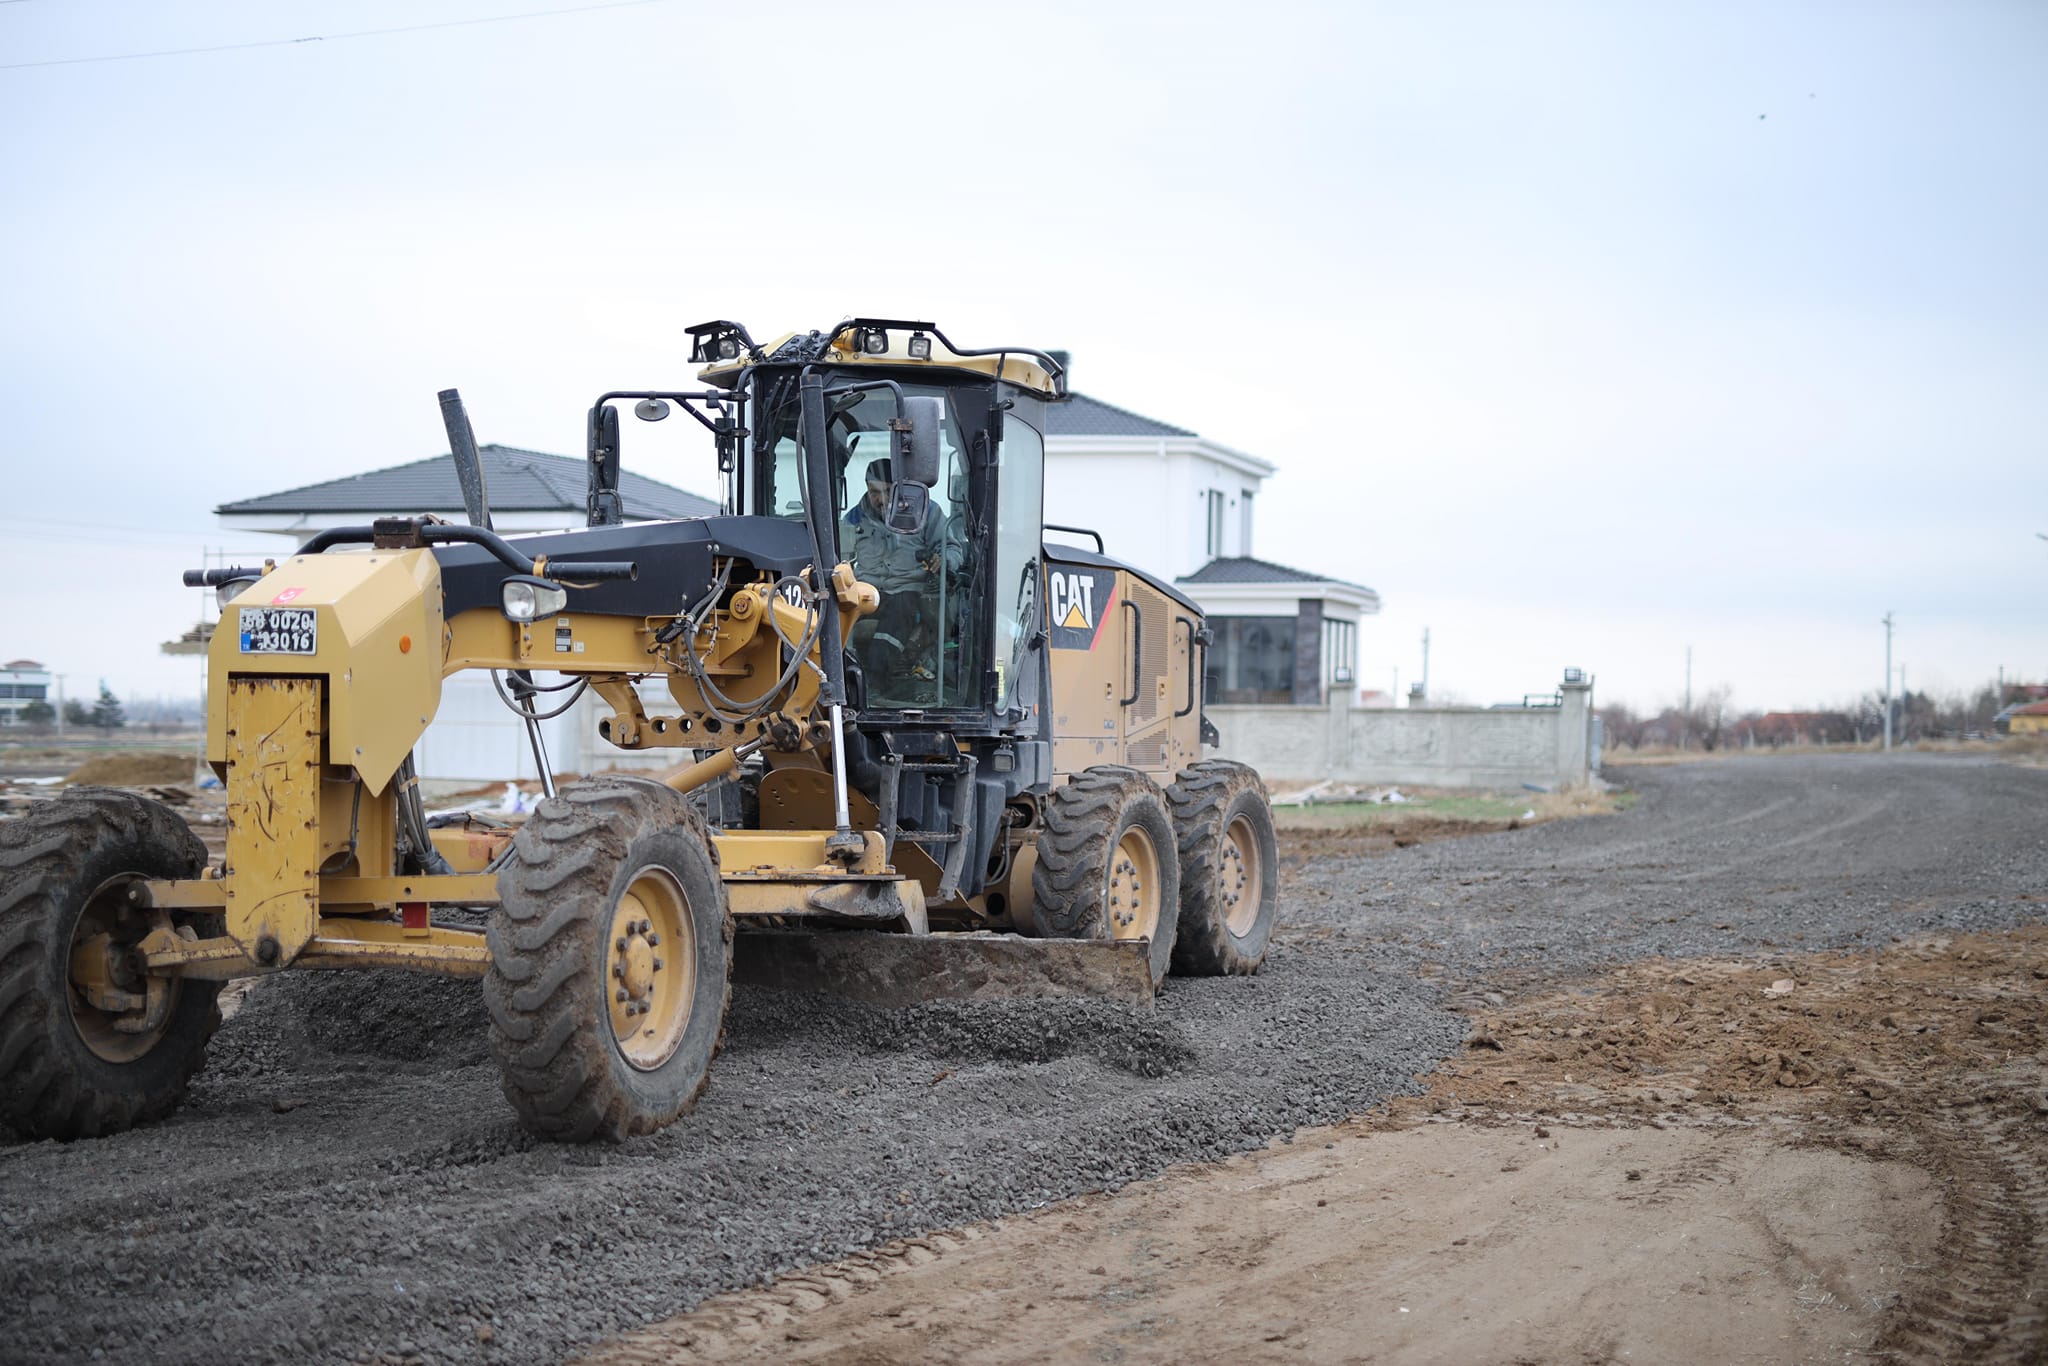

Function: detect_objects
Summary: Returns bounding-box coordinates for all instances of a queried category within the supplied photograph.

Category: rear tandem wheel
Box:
[486,778,732,1142]
[1166,759,1279,975]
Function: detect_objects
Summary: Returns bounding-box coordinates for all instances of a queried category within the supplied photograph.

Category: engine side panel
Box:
[1042,549,1202,782]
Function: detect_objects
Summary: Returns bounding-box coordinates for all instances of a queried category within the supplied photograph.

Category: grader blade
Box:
[731,930,1158,1008]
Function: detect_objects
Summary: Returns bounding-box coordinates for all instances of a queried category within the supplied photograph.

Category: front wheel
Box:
[0,788,221,1140]
[1030,766,1181,988]
[486,778,731,1142]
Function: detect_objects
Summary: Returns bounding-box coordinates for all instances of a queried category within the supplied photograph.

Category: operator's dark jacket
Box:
[841,501,956,594]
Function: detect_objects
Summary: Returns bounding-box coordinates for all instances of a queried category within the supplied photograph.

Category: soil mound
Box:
[61,752,197,786]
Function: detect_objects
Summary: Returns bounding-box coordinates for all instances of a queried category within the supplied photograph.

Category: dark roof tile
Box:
[217,445,717,521]
[1045,392,1196,439]
[1178,556,1376,595]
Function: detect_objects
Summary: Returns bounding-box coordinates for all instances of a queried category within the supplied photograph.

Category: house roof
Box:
[216,445,718,522]
[1046,392,1196,439]
[2014,701,2048,717]
[1178,556,1375,595]
[3,659,44,671]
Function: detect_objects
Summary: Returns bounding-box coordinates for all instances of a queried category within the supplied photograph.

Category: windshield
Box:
[755,379,982,710]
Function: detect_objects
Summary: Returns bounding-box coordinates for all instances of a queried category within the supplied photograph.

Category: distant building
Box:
[0,659,52,725]
[1043,392,1379,706]
[2007,701,2048,736]
[215,444,717,543]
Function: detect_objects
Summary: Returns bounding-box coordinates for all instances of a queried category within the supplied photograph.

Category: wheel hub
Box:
[1107,828,1161,942]
[65,876,184,1063]
[607,869,696,1070]
[1221,813,1262,935]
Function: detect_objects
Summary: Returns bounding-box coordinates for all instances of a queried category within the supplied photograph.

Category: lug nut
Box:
[638,919,652,935]
[615,937,627,952]
[645,932,660,946]
[615,987,628,1003]
[652,958,663,972]
[612,963,624,979]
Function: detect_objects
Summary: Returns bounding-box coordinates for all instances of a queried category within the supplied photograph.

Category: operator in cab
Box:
[842,457,957,692]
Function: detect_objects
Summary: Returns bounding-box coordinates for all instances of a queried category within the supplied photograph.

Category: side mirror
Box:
[895,396,943,489]
[587,404,622,526]
[884,481,930,534]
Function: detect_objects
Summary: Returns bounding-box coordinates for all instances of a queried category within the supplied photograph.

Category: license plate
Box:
[239,606,318,655]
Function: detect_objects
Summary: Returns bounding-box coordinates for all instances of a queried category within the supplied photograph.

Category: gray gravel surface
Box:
[3,753,2044,1364]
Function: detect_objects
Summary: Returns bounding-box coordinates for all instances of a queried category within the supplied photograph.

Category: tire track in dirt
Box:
[1874,1073,2048,1364]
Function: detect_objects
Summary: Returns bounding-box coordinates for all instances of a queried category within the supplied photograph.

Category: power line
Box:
[0,0,670,71]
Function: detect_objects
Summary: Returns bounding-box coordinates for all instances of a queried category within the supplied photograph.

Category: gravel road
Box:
[3,753,2043,1364]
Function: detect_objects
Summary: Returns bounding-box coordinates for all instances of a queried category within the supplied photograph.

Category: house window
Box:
[1239,489,1254,557]
[1203,616,1294,704]
[1204,489,1225,558]
[1322,617,1355,687]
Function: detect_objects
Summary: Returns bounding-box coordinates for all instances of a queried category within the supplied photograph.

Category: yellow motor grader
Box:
[0,319,1278,1143]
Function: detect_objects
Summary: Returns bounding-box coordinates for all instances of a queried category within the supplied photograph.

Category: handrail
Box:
[1043,524,1105,554]
[1120,599,1142,707]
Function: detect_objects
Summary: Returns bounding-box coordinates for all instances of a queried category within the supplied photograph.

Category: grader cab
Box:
[0,319,1279,1143]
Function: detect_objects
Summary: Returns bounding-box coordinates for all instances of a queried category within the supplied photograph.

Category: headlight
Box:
[501,577,568,622]
[215,577,257,613]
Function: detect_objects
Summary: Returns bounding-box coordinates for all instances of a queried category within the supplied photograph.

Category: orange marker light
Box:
[399,635,412,654]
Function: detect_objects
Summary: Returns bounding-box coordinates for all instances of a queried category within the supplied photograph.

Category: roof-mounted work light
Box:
[906,331,932,361]
[851,325,889,356]
[685,320,755,365]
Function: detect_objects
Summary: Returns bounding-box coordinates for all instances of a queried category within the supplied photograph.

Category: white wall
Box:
[1208,680,1598,790]
[1043,437,1271,581]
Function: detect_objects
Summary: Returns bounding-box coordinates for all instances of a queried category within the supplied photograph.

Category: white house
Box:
[1043,389,1379,707]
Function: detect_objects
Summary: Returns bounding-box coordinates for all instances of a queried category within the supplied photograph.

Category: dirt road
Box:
[600,926,2046,1364]
[2,754,2044,1363]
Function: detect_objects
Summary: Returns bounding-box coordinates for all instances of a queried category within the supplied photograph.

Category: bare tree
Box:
[1690,684,1733,752]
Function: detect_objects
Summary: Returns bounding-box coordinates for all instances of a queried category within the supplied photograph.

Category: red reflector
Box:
[400,902,428,930]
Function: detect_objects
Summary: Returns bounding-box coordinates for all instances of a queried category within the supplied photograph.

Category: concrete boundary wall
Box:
[1208,679,1595,789]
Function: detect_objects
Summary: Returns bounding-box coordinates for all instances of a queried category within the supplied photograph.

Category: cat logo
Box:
[1049,570,1096,630]
[1046,565,1118,651]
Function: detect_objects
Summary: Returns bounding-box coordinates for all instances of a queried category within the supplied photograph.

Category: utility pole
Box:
[1882,611,1894,751]
[1420,627,1430,697]
[54,674,65,739]
[1683,646,1692,749]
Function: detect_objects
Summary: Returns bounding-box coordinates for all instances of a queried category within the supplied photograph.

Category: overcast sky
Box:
[3,0,2042,715]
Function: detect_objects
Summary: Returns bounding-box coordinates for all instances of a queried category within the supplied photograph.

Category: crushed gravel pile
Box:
[3,753,2044,1364]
